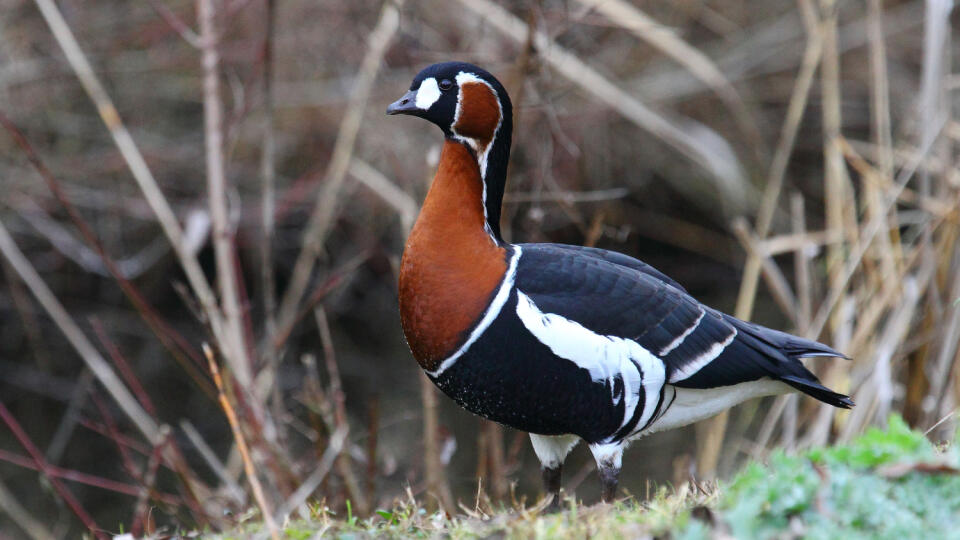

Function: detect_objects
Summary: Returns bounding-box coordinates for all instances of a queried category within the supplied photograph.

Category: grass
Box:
[209,416,960,539]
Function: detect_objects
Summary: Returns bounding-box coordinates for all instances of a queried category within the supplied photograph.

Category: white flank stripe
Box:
[415,77,441,110]
[659,307,705,356]
[426,246,522,378]
[515,290,665,440]
[668,326,738,383]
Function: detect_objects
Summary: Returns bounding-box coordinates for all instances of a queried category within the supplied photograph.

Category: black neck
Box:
[480,94,512,243]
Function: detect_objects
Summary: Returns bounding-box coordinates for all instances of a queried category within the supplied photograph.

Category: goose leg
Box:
[529,433,579,510]
[589,442,624,503]
[541,463,563,509]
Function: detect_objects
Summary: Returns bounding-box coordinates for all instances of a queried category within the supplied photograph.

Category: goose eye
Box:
[438,79,454,91]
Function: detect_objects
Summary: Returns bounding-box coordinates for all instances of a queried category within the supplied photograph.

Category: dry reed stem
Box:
[574,0,764,153]
[930,259,960,419]
[0,113,217,399]
[918,0,956,427]
[819,0,849,336]
[275,0,402,342]
[205,344,280,540]
[731,219,798,324]
[313,306,368,515]
[31,0,229,350]
[841,271,928,441]
[181,419,247,505]
[758,230,842,257]
[0,218,162,444]
[733,0,823,323]
[349,159,418,232]
[260,0,279,394]
[866,0,899,280]
[808,120,946,340]
[10,196,166,279]
[0,476,55,540]
[791,195,812,331]
[458,0,750,211]
[199,0,253,388]
[420,374,454,511]
[274,427,346,521]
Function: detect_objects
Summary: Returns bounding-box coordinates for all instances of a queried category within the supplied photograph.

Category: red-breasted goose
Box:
[387,62,852,505]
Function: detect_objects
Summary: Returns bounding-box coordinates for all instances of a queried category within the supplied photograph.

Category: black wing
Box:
[519,243,687,293]
[514,243,852,408]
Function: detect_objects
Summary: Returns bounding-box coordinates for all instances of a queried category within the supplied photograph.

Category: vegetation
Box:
[1,0,958,538]
[210,417,960,539]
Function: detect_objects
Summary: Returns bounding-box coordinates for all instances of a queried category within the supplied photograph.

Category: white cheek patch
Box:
[415,77,441,110]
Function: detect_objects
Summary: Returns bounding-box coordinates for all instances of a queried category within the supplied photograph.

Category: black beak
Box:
[386,89,420,116]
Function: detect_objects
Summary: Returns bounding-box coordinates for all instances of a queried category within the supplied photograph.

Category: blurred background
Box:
[1,0,958,536]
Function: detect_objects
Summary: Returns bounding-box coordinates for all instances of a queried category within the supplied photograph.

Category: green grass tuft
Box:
[212,417,960,539]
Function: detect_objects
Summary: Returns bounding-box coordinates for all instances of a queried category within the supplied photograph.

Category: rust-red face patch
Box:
[454,82,501,143]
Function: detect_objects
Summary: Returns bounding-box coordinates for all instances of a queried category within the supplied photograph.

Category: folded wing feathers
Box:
[514,243,852,408]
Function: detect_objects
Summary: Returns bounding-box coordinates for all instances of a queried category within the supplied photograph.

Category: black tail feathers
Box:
[780,374,855,409]
[782,336,851,361]
[779,336,854,408]
[725,316,854,409]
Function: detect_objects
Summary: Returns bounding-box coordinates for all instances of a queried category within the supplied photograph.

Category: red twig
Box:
[79,418,152,456]
[91,393,142,483]
[132,434,167,537]
[145,0,201,47]
[0,448,181,506]
[0,112,215,399]
[0,402,105,538]
[76,413,208,522]
[90,318,158,417]
[271,250,371,350]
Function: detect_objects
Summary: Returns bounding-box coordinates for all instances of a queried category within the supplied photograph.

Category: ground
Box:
[210,416,960,540]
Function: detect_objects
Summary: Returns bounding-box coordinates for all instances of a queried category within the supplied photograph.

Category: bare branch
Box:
[199,0,253,386]
[455,0,751,212]
[31,0,228,351]
[0,218,163,444]
[275,0,403,341]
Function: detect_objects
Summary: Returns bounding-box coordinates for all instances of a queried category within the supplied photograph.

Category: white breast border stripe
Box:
[426,246,522,378]
[668,326,738,383]
[659,306,705,356]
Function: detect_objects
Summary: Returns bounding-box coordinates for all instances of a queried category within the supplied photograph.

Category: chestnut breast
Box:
[399,141,507,371]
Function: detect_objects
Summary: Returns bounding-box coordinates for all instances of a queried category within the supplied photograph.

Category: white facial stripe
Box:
[515,290,666,441]
[451,71,504,243]
[426,246,522,378]
[453,72,501,178]
[415,77,441,110]
[455,72,485,86]
[668,326,737,383]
